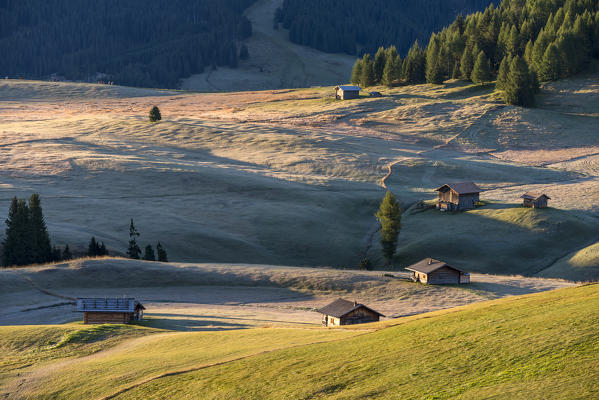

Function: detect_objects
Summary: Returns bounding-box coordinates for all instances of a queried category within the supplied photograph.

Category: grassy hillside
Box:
[1,72,598,278]
[2,283,597,399]
[111,284,599,399]
[393,203,599,277]
[539,242,599,281]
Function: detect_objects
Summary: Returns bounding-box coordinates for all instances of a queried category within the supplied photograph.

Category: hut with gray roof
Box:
[77,298,145,324]
[335,85,361,100]
[405,258,470,284]
[436,182,482,211]
[317,298,384,326]
[521,192,550,208]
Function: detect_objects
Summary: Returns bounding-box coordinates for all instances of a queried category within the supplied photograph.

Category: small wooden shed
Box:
[521,192,550,208]
[335,85,361,100]
[436,182,482,211]
[77,298,145,324]
[405,258,470,284]
[317,298,384,326]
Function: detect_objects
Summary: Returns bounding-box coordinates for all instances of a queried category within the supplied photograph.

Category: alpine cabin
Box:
[405,258,470,284]
[436,182,482,211]
[317,298,384,326]
[77,298,145,324]
[521,192,550,208]
[335,85,360,100]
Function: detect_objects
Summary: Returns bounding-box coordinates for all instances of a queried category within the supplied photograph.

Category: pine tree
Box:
[471,50,492,84]
[381,54,401,87]
[375,191,402,266]
[426,36,444,84]
[149,106,162,122]
[373,47,387,84]
[127,219,141,259]
[360,54,375,87]
[2,197,32,267]
[98,242,107,256]
[504,56,536,107]
[496,55,510,91]
[460,46,475,80]
[156,242,168,262]
[350,58,363,85]
[88,237,98,257]
[62,244,72,260]
[28,194,51,263]
[538,42,563,81]
[143,244,156,261]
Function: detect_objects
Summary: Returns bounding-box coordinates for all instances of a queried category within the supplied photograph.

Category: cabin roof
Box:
[405,258,467,275]
[316,298,384,318]
[435,182,482,194]
[76,298,145,313]
[336,85,361,91]
[521,192,550,200]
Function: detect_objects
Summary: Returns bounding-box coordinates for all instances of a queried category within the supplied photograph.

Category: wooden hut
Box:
[77,298,145,324]
[521,192,550,208]
[335,85,361,100]
[317,298,384,326]
[436,182,482,211]
[405,258,470,284]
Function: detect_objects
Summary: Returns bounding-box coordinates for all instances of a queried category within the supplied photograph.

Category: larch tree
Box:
[143,244,156,261]
[127,219,142,259]
[28,194,52,264]
[375,191,402,266]
[471,50,492,84]
[156,242,168,262]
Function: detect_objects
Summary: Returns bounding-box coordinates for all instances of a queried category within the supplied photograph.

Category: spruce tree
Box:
[143,244,156,261]
[425,36,444,84]
[360,54,375,87]
[156,242,168,262]
[88,237,96,256]
[504,56,536,107]
[375,191,402,266]
[350,58,363,85]
[62,244,72,260]
[496,55,510,91]
[460,46,475,80]
[127,219,141,259]
[98,242,108,256]
[381,55,400,87]
[2,197,31,266]
[51,246,61,262]
[471,51,492,84]
[373,47,387,84]
[29,194,51,263]
[539,42,563,81]
[149,106,162,122]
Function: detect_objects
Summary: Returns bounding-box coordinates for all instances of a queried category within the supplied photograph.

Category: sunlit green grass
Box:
[118,284,599,400]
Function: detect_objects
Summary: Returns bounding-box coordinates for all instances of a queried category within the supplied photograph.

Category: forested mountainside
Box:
[274,0,493,56]
[350,0,599,106]
[0,0,256,88]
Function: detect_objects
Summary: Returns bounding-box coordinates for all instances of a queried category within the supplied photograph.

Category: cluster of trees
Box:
[2,195,70,267]
[126,219,168,262]
[351,0,599,106]
[0,0,256,88]
[275,0,492,56]
[87,237,108,257]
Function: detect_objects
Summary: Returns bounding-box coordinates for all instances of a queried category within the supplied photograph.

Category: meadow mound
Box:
[1,280,596,399]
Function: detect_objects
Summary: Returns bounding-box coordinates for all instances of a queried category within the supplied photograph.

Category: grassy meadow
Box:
[2,282,597,399]
[0,68,598,278]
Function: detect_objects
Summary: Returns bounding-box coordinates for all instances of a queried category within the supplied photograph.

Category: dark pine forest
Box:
[0,0,256,88]
[275,0,494,56]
